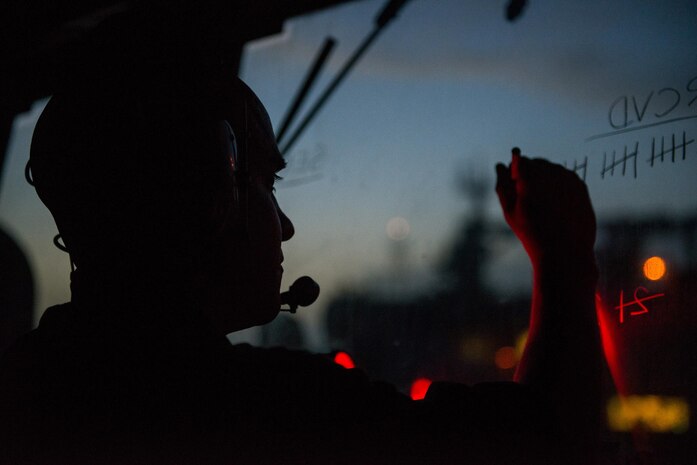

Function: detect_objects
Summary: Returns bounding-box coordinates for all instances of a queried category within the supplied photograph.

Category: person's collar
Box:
[69,266,205,330]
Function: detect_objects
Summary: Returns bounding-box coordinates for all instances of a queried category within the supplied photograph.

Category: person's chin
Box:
[251,276,282,324]
[215,295,280,334]
[247,267,283,323]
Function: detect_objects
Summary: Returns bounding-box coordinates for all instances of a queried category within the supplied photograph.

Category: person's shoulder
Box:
[226,343,399,389]
[36,302,78,332]
[422,380,555,435]
[225,343,377,393]
[222,344,409,426]
[0,303,71,379]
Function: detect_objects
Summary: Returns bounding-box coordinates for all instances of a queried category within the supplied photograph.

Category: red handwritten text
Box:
[615,286,665,324]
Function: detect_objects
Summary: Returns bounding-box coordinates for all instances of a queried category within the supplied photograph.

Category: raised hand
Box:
[495,149,596,267]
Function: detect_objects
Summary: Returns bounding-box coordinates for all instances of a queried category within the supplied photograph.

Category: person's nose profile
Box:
[280,209,294,241]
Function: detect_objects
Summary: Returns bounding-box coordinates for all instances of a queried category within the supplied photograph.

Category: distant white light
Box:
[386,217,410,241]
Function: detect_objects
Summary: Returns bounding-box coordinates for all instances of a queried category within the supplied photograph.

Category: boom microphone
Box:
[280,276,320,313]
[505,0,527,21]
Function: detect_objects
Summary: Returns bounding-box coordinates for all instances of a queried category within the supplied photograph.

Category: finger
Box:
[514,155,530,196]
[495,162,511,190]
[518,158,577,210]
[495,163,516,215]
[511,149,520,180]
[528,157,574,179]
[520,157,569,193]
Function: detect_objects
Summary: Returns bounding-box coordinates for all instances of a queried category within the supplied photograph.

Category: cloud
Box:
[247,0,696,108]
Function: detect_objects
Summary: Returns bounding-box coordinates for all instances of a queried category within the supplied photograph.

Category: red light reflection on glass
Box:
[333,351,355,369]
[615,286,665,324]
[410,378,432,401]
[596,294,627,395]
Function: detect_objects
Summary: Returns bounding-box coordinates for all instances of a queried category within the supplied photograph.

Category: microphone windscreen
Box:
[289,276,320,307]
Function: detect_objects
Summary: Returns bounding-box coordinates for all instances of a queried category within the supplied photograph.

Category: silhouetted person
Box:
[0,71,603,464]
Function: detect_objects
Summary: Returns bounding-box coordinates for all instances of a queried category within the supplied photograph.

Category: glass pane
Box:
[241,1,697,461]
[1,1,695,462]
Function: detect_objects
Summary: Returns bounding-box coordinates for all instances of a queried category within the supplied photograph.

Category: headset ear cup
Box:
[228,168,241,229]
[213,119,242,236]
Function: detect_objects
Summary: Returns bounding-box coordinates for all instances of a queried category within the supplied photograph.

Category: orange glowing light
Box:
[643,256,666,281]
[515,331,528,360]
[410,378,432,401]
[494,346,518,370]
[607,395,689,433]
[333,351,355,369]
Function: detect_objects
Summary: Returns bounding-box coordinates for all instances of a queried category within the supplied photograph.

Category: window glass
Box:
[241,1,697,460]
[1,0,695,461]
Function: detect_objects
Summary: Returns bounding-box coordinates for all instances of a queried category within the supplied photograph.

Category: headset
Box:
[218,97,249,237]
[25,93,252,270]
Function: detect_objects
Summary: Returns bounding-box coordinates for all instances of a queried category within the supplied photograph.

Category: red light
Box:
[410,378,432,401]
[333,351,355,369]
[494,346,518,370]
[596,293,628,396]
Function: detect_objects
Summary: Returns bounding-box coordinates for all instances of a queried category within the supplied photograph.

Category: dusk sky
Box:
[1,0,695,349]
